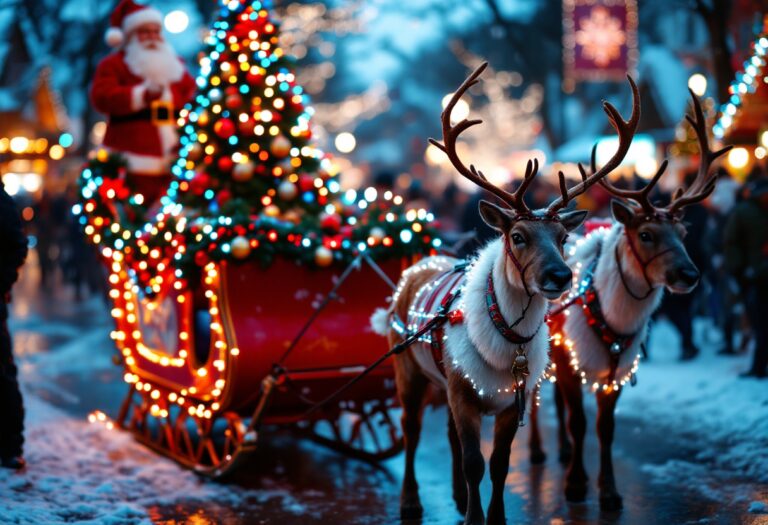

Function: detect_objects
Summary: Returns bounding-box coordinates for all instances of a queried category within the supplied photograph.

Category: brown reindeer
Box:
[371,63,639,524]
[528,90,730,512]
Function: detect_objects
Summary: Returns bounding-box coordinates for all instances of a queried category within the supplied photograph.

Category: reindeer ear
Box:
[478,200,513,232]
[611,199,635,225]
[558,209,588,232]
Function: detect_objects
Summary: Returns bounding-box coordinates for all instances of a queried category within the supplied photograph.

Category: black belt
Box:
[110,106,179,124]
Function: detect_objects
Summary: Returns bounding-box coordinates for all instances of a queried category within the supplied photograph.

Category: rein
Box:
[616,230,670,301]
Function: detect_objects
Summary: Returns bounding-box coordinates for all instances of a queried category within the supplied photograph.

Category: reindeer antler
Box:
[547,76,641,213]
[428,62,539,214]
[667,90,732,215]
[599,89,731,217]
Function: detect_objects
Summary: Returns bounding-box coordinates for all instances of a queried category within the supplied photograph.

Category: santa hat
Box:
[105,0,163,48]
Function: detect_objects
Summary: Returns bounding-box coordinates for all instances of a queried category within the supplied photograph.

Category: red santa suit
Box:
[90,0,196,203]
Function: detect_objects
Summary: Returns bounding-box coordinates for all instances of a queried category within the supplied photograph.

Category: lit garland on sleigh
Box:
[76,0,440,300]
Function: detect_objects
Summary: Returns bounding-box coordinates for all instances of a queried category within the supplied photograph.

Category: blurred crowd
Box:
[14,161,768,380]
[19,185,105,302]
[389,161,768,378]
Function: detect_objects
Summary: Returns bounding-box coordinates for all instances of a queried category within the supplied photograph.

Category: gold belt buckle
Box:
[151,100,174,125]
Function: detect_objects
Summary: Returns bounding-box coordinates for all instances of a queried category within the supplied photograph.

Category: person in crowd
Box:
[662,170,711,360]
[724,164,768,378]
[91,0,196,204]
[0,182,29,469]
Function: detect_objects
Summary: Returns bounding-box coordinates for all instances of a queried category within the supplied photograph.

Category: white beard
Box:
[124,38,184,86]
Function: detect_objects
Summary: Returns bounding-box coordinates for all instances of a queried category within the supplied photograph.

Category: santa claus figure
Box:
[91,0,196,204]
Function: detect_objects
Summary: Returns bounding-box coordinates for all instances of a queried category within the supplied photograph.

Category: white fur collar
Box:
[444,238,550,407]
[559,224,664,384]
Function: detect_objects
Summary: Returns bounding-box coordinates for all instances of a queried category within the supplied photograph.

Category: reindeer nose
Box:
[543,267,572,291]
[677,267,700,287]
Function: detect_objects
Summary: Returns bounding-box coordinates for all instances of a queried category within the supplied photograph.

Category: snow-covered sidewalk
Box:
[621,319,768,505]
[0,393,311,524]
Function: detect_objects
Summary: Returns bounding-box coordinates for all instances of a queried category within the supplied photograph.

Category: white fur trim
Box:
[370,308,391,336]
[559,225,663,384]
[130,84,147,112]
[122,152,169,174]
[105,27,124,47]
[122,7,163,36]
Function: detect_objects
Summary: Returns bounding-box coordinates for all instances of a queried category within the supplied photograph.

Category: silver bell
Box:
[515,355,528,367]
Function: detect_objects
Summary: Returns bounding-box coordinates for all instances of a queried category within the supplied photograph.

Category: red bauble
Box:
[190,173,211,196]
[194,250,208,266]
[225,86,239,96]
[214,118,235,139]
[320,213,342,232]
[217,188,232,206]
[225,93,243,110]
[238,117,255,134]
[298,175,315,192]
[246,72,263,85]
[218,157,234,173]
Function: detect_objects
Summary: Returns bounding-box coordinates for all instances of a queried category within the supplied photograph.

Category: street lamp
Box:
[688,73,707,97]
[727,147,749,169]
[335,132,356,153]
[164,10,189,34]
[442,94,470,123]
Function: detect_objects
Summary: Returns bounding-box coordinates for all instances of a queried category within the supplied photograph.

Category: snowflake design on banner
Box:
[575,6,626,67]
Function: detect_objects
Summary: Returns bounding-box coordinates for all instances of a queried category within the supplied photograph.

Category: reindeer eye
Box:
[511,233,526,245]
[639,231,654,243]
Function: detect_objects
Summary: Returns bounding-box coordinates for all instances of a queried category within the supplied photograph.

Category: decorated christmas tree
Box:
[78,0,439,295]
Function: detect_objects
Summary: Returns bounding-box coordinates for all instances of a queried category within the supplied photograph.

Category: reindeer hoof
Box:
[530,448,547,464]
[400,502,423,520]
[565,482,588,502]
[600,492,623,512]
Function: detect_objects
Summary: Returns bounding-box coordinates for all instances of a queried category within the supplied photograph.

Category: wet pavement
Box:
[8,253,768,525]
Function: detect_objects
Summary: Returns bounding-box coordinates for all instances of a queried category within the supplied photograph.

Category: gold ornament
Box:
[230,236,251,259]
[187,143,203,161]
[270,134,291,157]
[277,180,298,200]
[314,246,333,267]
[264,204,280,217]
[198,110,209,126]
[232,161,255,182]
[283,209,302,224]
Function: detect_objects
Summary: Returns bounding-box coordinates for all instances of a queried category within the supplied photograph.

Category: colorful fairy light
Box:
[713,20,768,139]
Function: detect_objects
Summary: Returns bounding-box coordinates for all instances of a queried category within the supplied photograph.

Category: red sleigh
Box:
[108,250,412,477]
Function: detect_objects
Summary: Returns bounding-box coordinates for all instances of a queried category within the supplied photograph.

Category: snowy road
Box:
[1,259,767,525]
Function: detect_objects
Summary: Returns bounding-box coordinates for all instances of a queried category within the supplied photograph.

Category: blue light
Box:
[400,230,413,243]
[204,189,215,200]
[58,133,73,148]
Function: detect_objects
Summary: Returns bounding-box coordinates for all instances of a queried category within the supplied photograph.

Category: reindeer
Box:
[528,91,730,512]
[371,63,639,525]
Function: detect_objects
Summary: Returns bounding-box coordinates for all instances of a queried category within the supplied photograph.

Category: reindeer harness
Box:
[548,236,641,385]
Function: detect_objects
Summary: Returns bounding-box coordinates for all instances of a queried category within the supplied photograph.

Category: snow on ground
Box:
[0,393,309,525]
[621,318,768,502]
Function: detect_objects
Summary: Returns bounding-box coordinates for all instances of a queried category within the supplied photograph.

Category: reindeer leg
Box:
[528,384,546,464]
[487,403,520,525]
[447,383,484,525]
[448,410,467,516]
[554,382,572,464]
[596,388,623,511]
[394,352,429,520]
[560,371,588,502]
